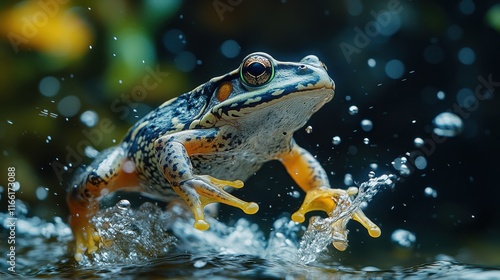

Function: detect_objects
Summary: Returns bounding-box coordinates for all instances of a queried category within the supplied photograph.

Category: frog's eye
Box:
[240,55,274,87]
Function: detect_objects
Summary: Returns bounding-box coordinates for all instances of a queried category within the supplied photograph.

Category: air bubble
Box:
[432,112,463,137]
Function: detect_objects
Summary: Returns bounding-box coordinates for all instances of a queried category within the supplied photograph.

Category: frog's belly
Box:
[190,153,265,182]
[139,152,265,199]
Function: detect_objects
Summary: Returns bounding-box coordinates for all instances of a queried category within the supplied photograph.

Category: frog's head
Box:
[191,52,335,131]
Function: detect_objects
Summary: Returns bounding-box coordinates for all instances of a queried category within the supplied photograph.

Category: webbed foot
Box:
[291,186,380,250]
[173,175,259,230]
[67,201,101,261]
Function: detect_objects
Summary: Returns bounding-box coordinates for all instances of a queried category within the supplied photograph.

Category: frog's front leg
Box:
[154,130,259,230]
[278,141,381,249]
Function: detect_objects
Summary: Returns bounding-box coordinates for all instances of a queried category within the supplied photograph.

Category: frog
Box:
[67,52,381,261]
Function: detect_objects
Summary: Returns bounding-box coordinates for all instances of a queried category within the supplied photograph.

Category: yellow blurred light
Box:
[0,0,93,60]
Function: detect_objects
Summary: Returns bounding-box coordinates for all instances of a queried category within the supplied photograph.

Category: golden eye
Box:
[216,81,232,101]
[240,54,274,87]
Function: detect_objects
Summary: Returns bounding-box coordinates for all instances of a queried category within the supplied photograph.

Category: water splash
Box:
[297,174,397,264]
[78,175,396,266]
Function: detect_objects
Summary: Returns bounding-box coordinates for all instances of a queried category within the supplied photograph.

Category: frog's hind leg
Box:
[66,147,141,261]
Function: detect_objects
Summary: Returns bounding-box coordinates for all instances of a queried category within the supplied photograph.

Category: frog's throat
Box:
[192,87,334,129]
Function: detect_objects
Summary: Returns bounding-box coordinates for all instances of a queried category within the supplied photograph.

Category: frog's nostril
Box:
[298,64,309,74]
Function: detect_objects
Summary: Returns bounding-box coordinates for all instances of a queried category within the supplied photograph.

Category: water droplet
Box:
[367,58,376,67]
[39,76,61,97]
[220,39,241,58]
[57,95,81,117]
[385,59,405,79]
[113,36,118,40]
[458,47,475,65]
[84,146,99,158]
[437,90,445,100]
[123,160,136,173]
[391,229,416,248]
[80,110,99,127]
[414,137,424,147]
[432,112,463,137]
[332,136,341,145]
[415,156,427,170]
[368,171,375,178]
[117,199,131,210]
[7,120,13,125]
[45,135,52,143]
[344,173,353,186]
[36,186,48,200]
[369,163,378,170]
[305,126,313,134]
[423,45,444,64]
[363,137,370,145]
[424,186,438,198]
[392,157,411,176]
[459,0,475,15]
[348,105,359,115]
[360,119,373,132]
[11,181,21,191]
[193,259,207,268]
[174,51,196,72]
[163,29,186,54]
[456,88,476,109]
[288,190,301,198]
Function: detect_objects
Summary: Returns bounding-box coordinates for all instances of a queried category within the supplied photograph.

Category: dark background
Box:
[1,0,499,268]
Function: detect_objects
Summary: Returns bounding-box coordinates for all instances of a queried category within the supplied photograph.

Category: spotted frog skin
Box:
[67,52,381,261]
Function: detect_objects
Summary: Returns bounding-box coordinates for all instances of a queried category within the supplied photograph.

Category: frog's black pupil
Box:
[247,62,266,76]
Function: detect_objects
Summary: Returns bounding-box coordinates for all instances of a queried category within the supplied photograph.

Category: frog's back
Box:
[120,86,212,187]
[122,85,210,147]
